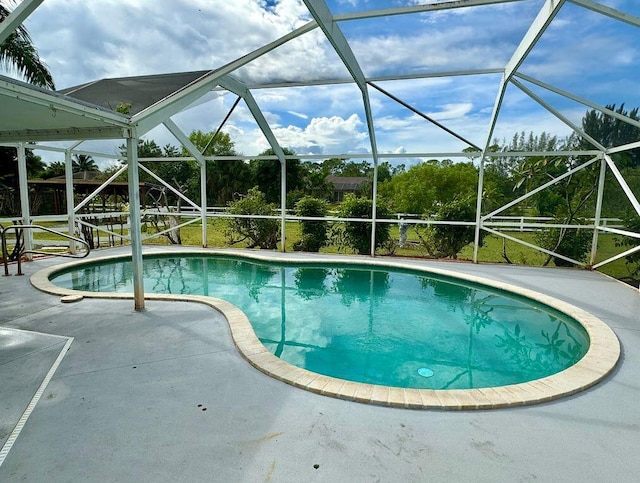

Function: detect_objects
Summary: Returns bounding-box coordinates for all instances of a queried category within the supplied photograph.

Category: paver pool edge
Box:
[30,249,621,410]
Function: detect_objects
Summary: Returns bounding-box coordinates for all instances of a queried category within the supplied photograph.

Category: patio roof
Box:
[0,75,131,143]
[59,70,212,116]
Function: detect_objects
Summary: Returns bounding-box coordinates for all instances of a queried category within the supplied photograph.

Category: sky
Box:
[3,0,640,167]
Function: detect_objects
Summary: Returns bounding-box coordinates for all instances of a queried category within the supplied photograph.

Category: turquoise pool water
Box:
[51,255,589,390]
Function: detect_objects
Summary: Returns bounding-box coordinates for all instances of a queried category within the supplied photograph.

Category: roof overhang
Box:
[0,75,131,143]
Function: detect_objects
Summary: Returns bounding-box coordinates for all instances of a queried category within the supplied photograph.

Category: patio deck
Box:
[1,247,639,482]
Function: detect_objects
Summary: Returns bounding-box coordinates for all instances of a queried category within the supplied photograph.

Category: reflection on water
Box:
[53,255,589,390]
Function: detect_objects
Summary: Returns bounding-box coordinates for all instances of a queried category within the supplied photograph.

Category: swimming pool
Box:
[49,253,590,389]
[33,250,620,409]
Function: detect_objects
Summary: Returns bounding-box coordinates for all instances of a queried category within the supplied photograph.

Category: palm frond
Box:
[0,2,55,89]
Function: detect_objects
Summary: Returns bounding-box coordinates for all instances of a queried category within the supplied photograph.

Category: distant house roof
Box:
[327,176,368,191]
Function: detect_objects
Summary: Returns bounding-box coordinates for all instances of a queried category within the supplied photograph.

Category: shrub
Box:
[294,196,328,252]
[337,194,390,255]
[416,197,480,259]
[225,187,279,249]
[535,223,592,267]
[615,214,640,280]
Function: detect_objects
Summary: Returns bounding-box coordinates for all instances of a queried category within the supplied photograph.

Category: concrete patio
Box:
[1,247,639,482]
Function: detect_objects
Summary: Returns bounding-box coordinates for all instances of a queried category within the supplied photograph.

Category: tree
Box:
[0,3,55,214]
[186,130,250,206]
[379,160,480,215]
[0,146,44,216]
[0,2,55,89]
[511,131,599,266]
[581,104,640,168]
[294,196,328,252]
[615,215,640,282]
[0,146,44,189]
[416,197,484,259]
[300,161,333,200]
[579,104,640,218]
[41,161,66,179]
[225,187,279,249]
[336,194,390,255]
[339,160,371,177]
[72,154,99,172]
[117,138,200,201]
[250,147,304,204]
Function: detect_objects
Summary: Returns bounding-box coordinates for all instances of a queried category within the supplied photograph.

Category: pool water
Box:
[51,255,589,390]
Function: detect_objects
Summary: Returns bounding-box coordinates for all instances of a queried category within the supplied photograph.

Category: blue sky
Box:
[3,0,640,165]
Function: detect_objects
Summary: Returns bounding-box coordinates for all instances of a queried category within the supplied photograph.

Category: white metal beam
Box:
[17,144,33,257]
[511,78,606,150]
[228,68,504,91]
[127,149,601,163]
[303,0,367,89]
[598,226,640,239]
[200,163,207,248]
[504,0,566,81]
[568,0,640,28]
[482,156,600,220]
[73,164,128,213]
[334,0,526,21]
[0,78,130,127]
[592,244,640,270]
[0,127,128,142]
[127,135,145,311]
[604,154,640,217]
[303,0,383,255]
[589,158,607,266]
[362,88,381,256]
[218,76,287,164]
[131,21,317,135]
[138,164,202,212]
[163,119,206,167]
[514,73,640,130]
[218,75,289,251]
[64,149,76,253]
[483,226,586,266]
[473,77,508,262]
[0,0,45,44]
[607,141,640,155]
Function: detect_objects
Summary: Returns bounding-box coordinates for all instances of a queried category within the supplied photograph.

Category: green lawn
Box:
[19,216,637,285]
[147,218,638,284]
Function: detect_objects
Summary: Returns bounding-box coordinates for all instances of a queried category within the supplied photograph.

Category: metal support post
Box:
[201,163,207,247]
[127,136,145,311]
[65,149,76,253]
[370,158,379,257]
[473,155,485,263]
[17,143,33,259]
[589,157,607,266]
[281,157,286,252]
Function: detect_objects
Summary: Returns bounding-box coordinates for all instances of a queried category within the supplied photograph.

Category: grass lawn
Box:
[147,218,638,284]
[18,216,637,285]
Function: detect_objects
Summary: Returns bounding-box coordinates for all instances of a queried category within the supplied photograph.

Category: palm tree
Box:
[0,1,55,89]
[72,154,99,172]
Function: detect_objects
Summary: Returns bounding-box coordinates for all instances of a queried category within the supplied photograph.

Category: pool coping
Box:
[30,249,621,410]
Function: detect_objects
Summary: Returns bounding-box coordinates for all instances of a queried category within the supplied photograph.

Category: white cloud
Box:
[270,114,370,154]
[25,0,314,88]
[10,0,640,166]
[287,111,309,119]
[427,103,474,121]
